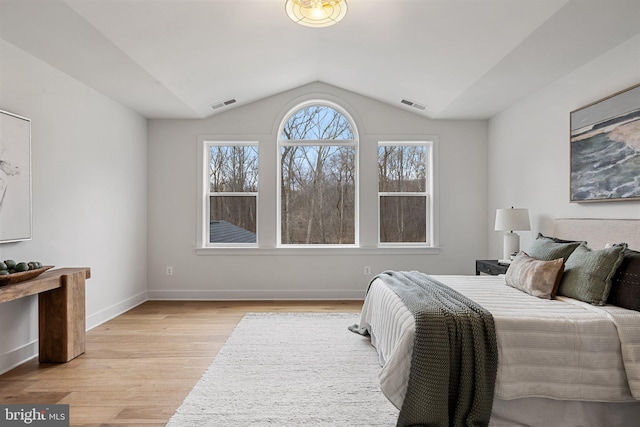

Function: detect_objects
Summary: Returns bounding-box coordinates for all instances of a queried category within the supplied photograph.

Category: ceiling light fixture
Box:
[285,0,348,28]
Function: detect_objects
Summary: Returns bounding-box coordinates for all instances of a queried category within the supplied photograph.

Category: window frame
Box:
[276,100,360,248]
[195,116,440,256]
[202,140,259,248]
[377,140,434,248]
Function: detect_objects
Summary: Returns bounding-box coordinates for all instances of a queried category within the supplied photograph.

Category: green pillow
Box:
[559,242,627,305]
[525,235,583,262]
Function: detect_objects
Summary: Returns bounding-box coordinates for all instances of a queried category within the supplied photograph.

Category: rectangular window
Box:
[378,142,432,246]
[279,143,356,245]
[205,142,258,246]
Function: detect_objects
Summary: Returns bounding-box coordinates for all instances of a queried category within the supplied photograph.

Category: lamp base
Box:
[503,232,520,260]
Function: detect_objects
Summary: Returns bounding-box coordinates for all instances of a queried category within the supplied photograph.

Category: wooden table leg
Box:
[38,270,86,363]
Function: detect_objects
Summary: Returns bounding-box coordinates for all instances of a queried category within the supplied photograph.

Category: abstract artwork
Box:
[570,84,640,202]
[0,110,32,242]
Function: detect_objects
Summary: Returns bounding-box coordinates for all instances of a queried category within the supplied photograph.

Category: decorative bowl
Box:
[0,266,54,286]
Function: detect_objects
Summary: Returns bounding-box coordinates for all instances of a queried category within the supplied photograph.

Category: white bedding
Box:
[358,274,640,409]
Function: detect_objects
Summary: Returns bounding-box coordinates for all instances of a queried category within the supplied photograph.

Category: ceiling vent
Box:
[210,98,237,110]
[400,98,426,110]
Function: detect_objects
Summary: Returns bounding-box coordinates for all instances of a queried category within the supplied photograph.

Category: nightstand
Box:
[475,260,509,276]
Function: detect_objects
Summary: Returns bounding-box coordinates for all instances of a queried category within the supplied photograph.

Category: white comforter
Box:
[358,274,640,409]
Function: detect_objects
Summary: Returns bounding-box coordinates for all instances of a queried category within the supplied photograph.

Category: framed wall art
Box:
[570,83,640,202]
[0,110,32,242]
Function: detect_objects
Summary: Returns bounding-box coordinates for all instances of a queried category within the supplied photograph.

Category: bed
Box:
[354,218,640,427]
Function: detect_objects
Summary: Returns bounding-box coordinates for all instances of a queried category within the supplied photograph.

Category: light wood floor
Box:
[0,300,363,426]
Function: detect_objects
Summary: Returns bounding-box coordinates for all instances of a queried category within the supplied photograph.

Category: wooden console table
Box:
[0,268,91,363]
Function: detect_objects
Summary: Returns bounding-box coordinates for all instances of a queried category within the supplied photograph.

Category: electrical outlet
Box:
[166,266,173,276]
[364,266,371,275]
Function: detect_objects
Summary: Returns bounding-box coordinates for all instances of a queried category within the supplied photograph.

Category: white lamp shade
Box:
[495,208,531,232]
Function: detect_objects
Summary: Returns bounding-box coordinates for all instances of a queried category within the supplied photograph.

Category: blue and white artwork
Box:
[570,84,640,202]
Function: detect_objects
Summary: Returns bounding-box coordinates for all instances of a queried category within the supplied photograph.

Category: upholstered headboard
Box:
[553,218,640,251]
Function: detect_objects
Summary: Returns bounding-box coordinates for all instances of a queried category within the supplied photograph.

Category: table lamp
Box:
[495,207,530,262]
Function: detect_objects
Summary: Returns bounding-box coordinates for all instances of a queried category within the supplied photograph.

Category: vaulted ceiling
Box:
[1,0,638,120]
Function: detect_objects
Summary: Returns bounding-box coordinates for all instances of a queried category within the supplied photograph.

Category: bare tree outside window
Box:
[279,104,357,245]
[208,144,258,244]
[378,143,430,244]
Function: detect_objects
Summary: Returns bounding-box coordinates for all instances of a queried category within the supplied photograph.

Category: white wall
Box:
[488,35,640,257]
[147,83,488,299]
[0,40,148,373]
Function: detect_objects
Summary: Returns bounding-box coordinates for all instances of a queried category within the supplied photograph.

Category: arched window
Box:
[278,101,358,246]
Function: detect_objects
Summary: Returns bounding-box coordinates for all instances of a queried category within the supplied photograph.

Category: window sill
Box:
[195,246,441,256]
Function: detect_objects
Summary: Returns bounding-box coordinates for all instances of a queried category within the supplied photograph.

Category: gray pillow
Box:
[559,242,628,305]
[526,235,583,262]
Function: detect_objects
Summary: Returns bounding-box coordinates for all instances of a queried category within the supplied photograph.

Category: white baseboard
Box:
[0,340,38,375]
[86,291,148,330]
[147,289,365,301]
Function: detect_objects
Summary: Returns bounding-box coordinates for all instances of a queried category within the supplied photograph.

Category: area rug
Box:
[167,312,399,426]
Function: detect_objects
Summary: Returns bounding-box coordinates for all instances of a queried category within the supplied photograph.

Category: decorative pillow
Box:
[526,235,583,262]
[536,233,584,244]
[505,252,565,299]
[559,242,628,305]
[608,249,640,311]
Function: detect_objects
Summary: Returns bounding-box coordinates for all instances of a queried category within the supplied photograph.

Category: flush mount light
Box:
[285,0,348,28]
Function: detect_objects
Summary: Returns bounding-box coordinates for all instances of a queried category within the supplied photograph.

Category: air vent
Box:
[400,98,426,110]
[210,98,237,110]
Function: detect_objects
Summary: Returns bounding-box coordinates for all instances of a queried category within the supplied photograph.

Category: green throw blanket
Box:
[361,271,498,427]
